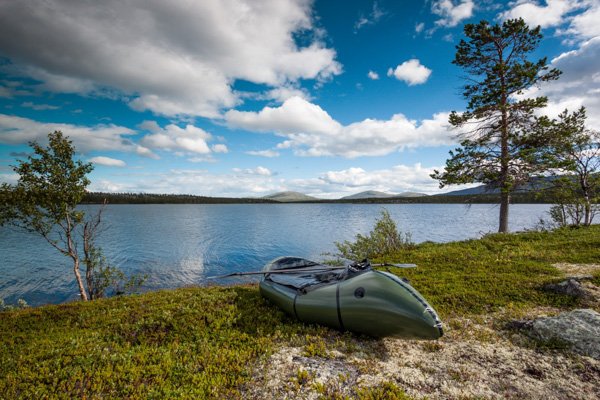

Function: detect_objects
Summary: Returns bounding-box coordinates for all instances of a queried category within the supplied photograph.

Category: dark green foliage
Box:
[83,192,278,204]
[432,18,561,232]
[1,131,92,237]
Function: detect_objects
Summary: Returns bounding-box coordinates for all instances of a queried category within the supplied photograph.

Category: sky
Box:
[0,0,598,199]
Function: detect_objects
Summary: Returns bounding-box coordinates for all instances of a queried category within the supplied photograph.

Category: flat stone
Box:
[525,309,600,359]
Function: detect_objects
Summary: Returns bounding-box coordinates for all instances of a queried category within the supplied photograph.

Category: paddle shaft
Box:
[207,262,416,280]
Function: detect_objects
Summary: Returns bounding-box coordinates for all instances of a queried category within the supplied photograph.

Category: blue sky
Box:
[0,0,598,198]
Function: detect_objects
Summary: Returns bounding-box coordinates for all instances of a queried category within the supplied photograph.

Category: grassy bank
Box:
[1,226,600,399]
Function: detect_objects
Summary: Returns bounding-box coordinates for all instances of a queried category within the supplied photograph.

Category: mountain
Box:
[262,191,318,202]
[440,185,493,196]
[341,191,398,200]
[396,191,428,198]
[341,191,428,200]
[441,176,561,196]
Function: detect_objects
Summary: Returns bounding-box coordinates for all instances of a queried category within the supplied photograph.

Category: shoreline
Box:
[2,226,599,398]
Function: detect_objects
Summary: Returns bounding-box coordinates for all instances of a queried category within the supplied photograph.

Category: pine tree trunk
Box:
[499,190,510,232]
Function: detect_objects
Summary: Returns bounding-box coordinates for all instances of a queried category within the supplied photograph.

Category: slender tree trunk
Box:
[66,213,88,301]
[581,176,591,226]
[73,257,88,301]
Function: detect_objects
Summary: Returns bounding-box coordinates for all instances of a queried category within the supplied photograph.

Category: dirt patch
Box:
[553,263,600,279]
[246,316,600,400]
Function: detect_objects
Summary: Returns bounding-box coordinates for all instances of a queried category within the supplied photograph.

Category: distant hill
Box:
[440,185,492,196]
[262,191,319,202]
[441,176,560,196]
[341,191,398,200]
[341,190,427,200]
[395,191,428,198]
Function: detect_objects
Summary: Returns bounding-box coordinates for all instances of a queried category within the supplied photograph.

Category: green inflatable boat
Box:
[259,257,443,339]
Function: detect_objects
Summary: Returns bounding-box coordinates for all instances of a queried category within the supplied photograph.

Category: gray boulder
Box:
[524,309,600,359]
[543,278,590,299]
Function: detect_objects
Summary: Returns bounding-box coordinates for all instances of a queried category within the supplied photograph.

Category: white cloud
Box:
[89,156,127,167]
[318,164,442,193]
[225,97,456,158]
[88,168,282,197]
[21,101,60,111]
[246,149,281,158]
[140,123,213,155]
[211,144,229,154]
[0,173,19,184]
[565,2,600,39]
[367,70,380,80]
[387,59,432,86]
[86,163,463,198]
[225,96,342,136]
[0,114,155,157]
[233,166,273,176]
[0,0,341,118]
[431,0,474,27]
[265,85,312,102]
[533,37,600,130]
[500,0,582,29]
[415,22,425,33]
[354,1,387,33]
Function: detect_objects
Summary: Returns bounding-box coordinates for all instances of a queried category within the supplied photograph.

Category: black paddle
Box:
[206,262,416,280]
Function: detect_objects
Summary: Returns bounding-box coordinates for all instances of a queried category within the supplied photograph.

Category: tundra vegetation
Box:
[1,219,599,398]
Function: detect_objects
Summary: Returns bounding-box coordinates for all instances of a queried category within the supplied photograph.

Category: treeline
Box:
[83,191,554,205]
[82,192,277,204]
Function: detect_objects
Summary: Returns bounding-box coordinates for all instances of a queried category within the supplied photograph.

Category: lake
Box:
[0,203,551,306]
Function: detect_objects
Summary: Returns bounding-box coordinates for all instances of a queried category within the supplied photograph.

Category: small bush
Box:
[334,209,413,261]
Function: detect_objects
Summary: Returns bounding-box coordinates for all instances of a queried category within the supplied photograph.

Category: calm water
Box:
[0,203,550,306]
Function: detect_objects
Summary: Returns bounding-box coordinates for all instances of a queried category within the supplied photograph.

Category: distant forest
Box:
[82,191,553,205]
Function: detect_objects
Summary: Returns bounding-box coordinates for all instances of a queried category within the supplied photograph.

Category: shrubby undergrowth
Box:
[334,209,413,261]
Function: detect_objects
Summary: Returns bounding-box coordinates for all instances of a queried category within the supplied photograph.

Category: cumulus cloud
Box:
[367,70,380,80]
[0,0,341,118]
[225,96,456,158]
[88,168,283,197]
[86,163,458,198]
[564,2,600,39]
[530,37,600,129]
[318,164,442,193]
[211,144,229,154]
[232,166,273,176]
[140,123,214,155]
[387,59,432,86]
[225,96,342,136]
[89,156,127,167]
[500,0,582,29]
[431,0,474,27]
[246,149,281,158]
[0,114,155,157]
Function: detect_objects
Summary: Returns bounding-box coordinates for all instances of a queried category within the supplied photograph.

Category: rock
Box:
[523,309,600,359]
[543,278,590,299]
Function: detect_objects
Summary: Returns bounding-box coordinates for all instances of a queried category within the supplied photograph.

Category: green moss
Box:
[1,225,599,398]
